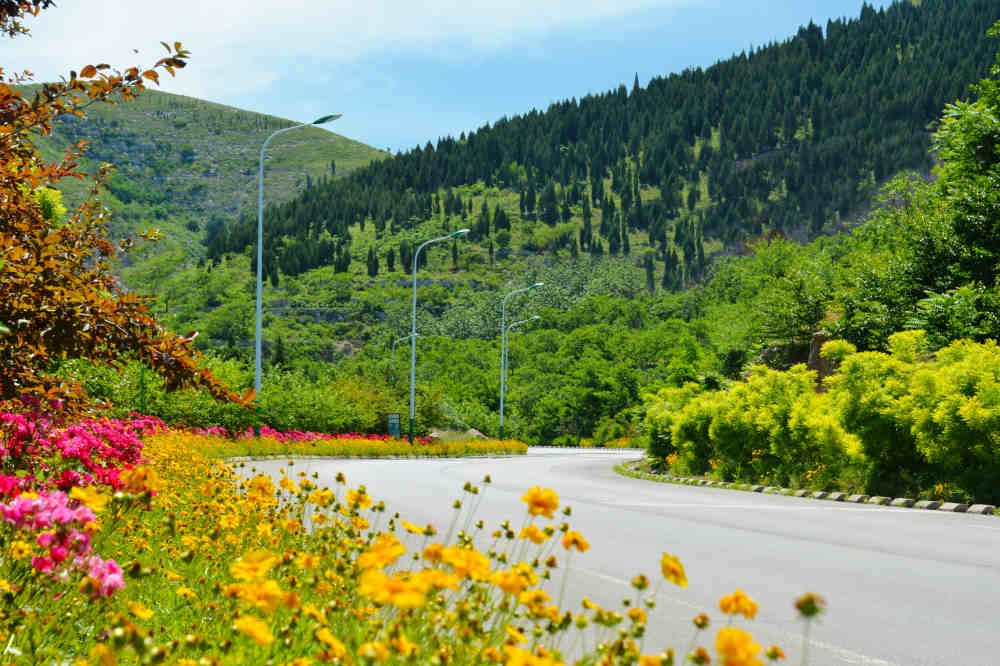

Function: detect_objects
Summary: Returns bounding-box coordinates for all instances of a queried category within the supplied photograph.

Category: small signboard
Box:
[387,413,401,438]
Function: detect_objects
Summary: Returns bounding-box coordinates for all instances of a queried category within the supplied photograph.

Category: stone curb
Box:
[613,461,998,517]
[226,452,522,463]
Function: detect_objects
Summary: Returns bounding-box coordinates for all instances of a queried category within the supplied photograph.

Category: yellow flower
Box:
[519,524,548,544]
[314,627,347,657]
[227,579,284,614]
[88,644,116,666]
[631,573,650,590]
[279,476,298,494]
[9,540,32,560]
[127,601,154,620]
[357,533,406,570]
[412,568,460,591]
[505,625,527,645]
[282,518,302,533]
[390,635,418,656]
[358,641,389,662]
[639,652,674,666]
[521,486,559,518]
[230,550,280,581]
[234,614,274,646]
[660,552,688,588]
[358,570,426,609]
[120,466,160,494]
[69,485,111,513]
[422,542,445,563]
[400,520,424,535]
[627,607,647,624]
[719,589,758,620]
[693,613,711,630]
[518,588,552,615]
[490,562,538,596]
[256,522,273,540]
[561,530,589,552]
[715,626,763,666]
[351,515,371,530]
[308,488,335,507]
[176,586,196,599]
[303,603,328,625]
[295,553,320,571]
[441,545,491,580]
[346,487,372,509]
[246,475,277,506]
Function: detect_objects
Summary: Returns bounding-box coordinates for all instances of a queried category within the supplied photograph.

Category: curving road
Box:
[244,448,1000,665]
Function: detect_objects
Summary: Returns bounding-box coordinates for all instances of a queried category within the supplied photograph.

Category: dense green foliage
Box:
[644,333,1000,504]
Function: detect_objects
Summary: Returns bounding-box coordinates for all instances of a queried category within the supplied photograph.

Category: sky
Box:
[2,1,890,153]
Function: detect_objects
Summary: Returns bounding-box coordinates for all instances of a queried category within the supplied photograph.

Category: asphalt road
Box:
[243,448,1000,665]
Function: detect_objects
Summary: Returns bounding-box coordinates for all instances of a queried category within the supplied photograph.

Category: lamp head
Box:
[530,316,540,321]
[531,282,544,289]
[451,229,471,238]
[312,114,342,125]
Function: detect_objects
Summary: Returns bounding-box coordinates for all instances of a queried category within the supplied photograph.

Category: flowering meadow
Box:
[0,412,816,665]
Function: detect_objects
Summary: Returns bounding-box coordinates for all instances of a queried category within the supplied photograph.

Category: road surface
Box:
[242,448,999,665]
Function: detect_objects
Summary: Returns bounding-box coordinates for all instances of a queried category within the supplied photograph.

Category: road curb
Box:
[614,461,998,517]
[225,452,523,464]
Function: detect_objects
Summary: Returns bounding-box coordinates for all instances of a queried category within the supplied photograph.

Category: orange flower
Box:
[314,627,347,657]
[520,524,549,544]
[561,530,589,552]
[422,542,445,563]
[715,627,763,666]
[660,552,688,588]
[234,615,274,646]
[521,486,559,518]
[719,589,758,620]
[230,550,279,581]
[357,533,406,570]
[358,570,426,609]
[441,546,490,580]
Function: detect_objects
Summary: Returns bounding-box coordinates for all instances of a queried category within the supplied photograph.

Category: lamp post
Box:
[254,113,341,435]
[499,282,543,439]
[500,315,540,439]
[408,229,470,443]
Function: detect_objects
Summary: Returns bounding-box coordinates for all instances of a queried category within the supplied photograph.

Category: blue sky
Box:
[3,1,889,152]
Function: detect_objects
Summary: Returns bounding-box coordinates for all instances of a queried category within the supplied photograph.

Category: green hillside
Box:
[29,87,385,280]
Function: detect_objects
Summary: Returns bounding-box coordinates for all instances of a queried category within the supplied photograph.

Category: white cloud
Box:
[0,0,693,100]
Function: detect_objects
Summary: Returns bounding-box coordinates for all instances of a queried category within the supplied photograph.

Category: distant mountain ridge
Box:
[206,0,997,285]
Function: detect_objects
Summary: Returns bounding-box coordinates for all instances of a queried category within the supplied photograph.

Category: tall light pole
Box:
[499,282,543,439]
[500,315,540,440]
[409,229,470,443]
[254,113,341,434]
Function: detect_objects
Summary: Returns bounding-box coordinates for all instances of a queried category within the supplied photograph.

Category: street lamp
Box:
[254,113,341,434]
[499,282,543,439]
[500,315,540,439]
[408,229,470,443]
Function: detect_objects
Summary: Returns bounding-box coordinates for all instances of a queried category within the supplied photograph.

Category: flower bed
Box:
[0,414,809,664]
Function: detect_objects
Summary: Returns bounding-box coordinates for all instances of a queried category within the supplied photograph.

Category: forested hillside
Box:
[207,0,995,285]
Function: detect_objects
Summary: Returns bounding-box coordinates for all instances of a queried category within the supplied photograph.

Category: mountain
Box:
[30,87,385,279]
[207,0,997,283]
